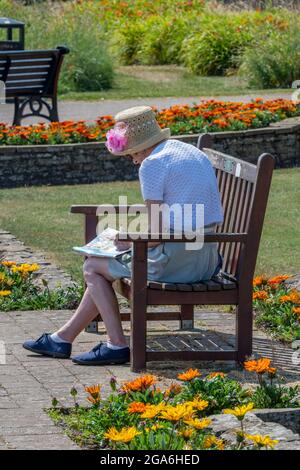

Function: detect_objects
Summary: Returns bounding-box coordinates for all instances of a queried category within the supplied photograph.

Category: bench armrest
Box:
[119,232,247,243]
[70,204,147,215]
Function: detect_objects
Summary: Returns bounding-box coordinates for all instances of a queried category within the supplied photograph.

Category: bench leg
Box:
[131,300,147,373]
[12,96,59,126]
[236,301,253,363]
[180,305,194,330]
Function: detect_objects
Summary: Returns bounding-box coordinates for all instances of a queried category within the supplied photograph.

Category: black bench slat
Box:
[162,283,178,291]
[202,279,222,291]
[6,78,47,84]
[175,284,193,291]
[191,282,207,291]
[147,281,163,290]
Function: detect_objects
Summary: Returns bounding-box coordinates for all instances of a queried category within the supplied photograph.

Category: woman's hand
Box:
[113,233,132,251]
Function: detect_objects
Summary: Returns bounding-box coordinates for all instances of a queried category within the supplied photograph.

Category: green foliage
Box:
[253,281,300,342]
[239,21,300,88]
[0,260,83,311]
[110,21,146,65]
[252,381,300,408]
[176,375,250,414]
[139,15,193,65]
[182,14,252,75]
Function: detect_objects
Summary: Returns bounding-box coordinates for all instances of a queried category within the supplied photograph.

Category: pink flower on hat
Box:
[105,122,128,153]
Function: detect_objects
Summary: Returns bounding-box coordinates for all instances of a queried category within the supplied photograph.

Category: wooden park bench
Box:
[71,134,275,372]
[0,46,69,125]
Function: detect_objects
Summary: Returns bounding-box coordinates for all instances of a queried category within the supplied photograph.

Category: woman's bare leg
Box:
[56,257,127,347]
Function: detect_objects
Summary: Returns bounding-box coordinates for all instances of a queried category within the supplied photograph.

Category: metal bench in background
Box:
[71,134,275,372]
[0,45,69,125]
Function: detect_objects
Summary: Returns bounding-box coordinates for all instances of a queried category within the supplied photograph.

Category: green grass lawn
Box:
[0,168,299,284]
[60,66,291,101]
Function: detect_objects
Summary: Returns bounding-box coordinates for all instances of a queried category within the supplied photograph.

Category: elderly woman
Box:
[23,106,223,366]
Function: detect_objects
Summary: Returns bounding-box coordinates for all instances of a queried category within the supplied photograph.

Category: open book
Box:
[73,227,131,258]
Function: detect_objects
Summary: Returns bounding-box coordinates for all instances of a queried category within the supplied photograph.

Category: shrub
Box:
[110,21,146,65]
[60,29,114,92]
[181,13,255,75]
[139,15,194,65]
[239,22,300,88]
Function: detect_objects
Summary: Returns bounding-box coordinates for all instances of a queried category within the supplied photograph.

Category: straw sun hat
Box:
[105,106,170,156]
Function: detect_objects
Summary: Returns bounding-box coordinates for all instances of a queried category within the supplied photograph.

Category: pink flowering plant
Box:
[105,122,128,153]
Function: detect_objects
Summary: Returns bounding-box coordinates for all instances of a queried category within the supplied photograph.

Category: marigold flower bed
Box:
[0,99,299,146]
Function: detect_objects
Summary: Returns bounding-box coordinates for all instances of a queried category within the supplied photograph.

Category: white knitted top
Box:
[138,139,224,230]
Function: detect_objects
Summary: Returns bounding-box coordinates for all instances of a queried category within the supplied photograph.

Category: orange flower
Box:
[164,383,183,397]
[244,357,274,374]
[293,307,300,314]
[253,276,267,287]
[127,402,147,414]
[178,368,201,381]
[253,290,268,301]
[289,289,300,304]
[85,384,101,404]
[267,275,290,286]
[122,375,157,392]
[279,295,292,303]
[207,372,226,379]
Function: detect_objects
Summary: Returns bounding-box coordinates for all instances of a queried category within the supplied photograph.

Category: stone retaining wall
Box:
[1,117,300,188]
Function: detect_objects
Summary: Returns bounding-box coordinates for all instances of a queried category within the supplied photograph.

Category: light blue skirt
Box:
[108,229,222,284]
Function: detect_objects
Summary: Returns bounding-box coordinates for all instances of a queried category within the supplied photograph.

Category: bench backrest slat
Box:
[198,134,274,280]
[0,47,69,97]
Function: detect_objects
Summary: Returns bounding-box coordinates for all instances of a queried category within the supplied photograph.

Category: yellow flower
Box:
[179,428,194,439]
[159,404,195,422]
[223,403,254,420]
[0,290,12,296]
[183,417,212,430]
[245,434,278,449]
[184,397,209,411]
[141,403,165,419]
[104,426,141,443]
[0,273,7,282]
[178,368,201,381]
[1,261,17,267]
[145,424,164,433]
[203,435,225,450]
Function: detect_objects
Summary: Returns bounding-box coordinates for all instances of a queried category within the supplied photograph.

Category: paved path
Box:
[0,92,293,125]
[1,307,299,450]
